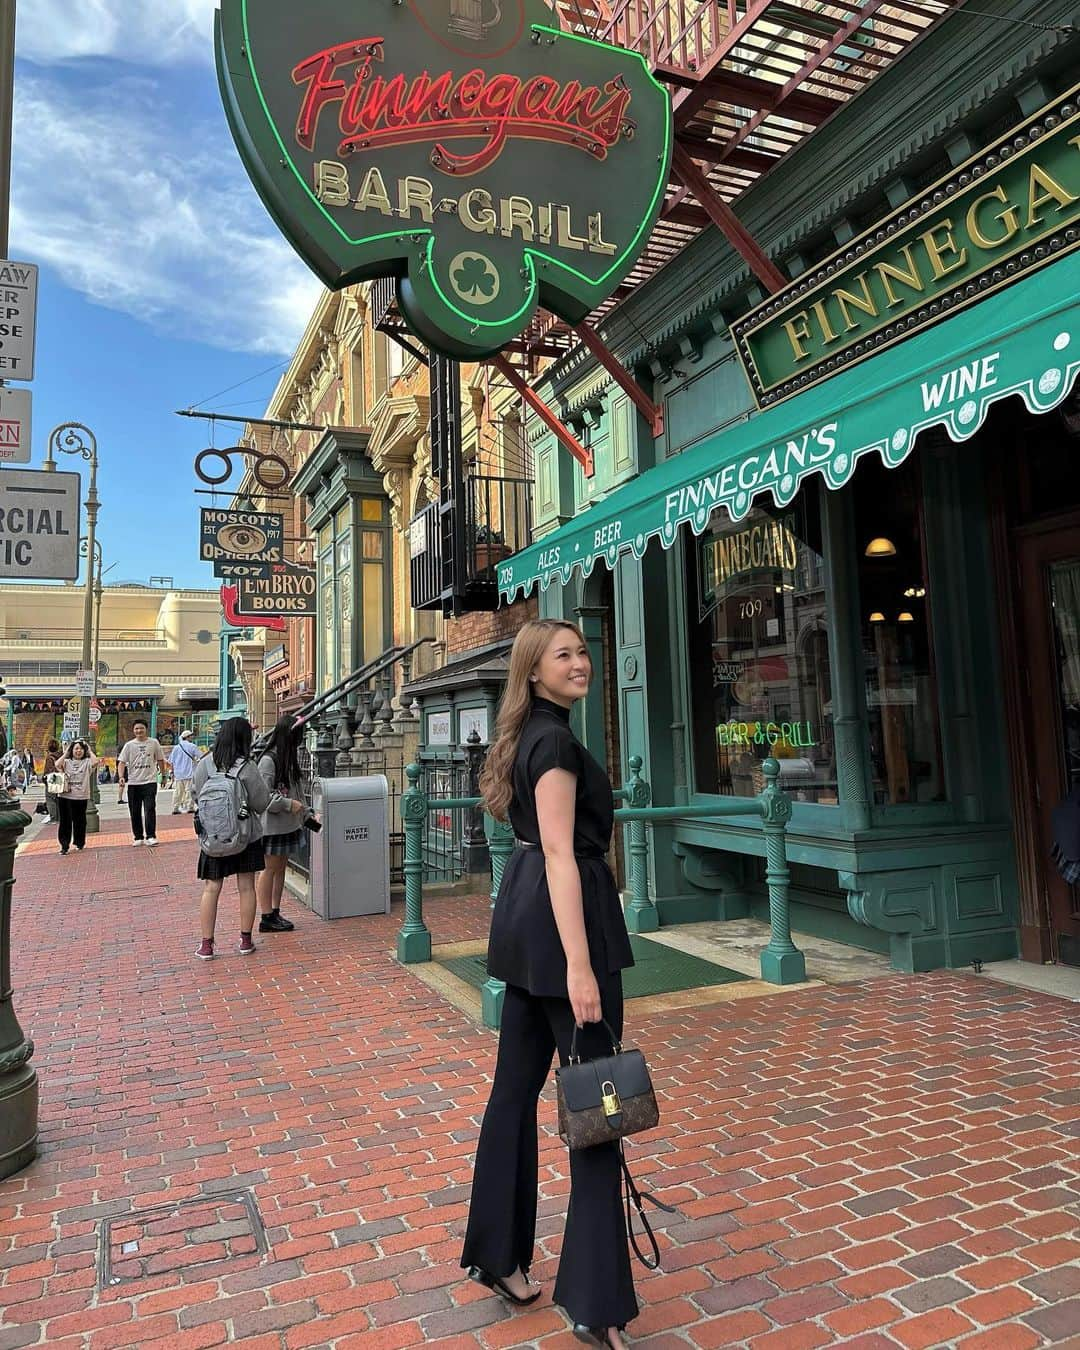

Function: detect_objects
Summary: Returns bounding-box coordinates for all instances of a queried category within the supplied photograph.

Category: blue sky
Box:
[8,1,322,588]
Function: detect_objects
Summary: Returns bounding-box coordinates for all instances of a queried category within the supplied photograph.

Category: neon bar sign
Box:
[216,0,672,359]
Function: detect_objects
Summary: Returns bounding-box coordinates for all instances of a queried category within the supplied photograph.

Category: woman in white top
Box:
[56,739,100,855]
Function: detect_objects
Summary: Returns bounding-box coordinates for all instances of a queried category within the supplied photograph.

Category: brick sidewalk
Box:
[1,831,1078,1349]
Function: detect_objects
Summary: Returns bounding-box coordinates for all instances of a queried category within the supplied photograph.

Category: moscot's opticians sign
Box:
[216,0,671,360]
[733,85,1080,406]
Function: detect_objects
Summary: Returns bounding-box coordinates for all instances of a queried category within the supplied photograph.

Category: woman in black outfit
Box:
[461,619,636,1349]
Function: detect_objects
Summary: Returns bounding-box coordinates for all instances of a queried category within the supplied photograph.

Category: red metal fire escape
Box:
[514,0,959,469]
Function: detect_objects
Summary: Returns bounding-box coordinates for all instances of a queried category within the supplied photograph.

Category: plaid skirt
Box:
[263,828,305,858]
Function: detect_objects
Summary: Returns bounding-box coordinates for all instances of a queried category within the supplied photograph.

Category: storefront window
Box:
[687,481,836,804]
[854,454,944,805]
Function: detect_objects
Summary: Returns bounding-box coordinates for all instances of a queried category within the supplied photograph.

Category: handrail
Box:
[396,752,806,1027]
[293,636,435,729]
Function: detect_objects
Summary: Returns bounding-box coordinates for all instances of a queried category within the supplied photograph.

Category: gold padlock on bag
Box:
[601,1080,621,1118]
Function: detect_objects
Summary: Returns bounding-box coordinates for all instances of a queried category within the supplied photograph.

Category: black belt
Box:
[514,839,605,861]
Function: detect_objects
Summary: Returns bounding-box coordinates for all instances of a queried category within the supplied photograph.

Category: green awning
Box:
[499,249,1080,601]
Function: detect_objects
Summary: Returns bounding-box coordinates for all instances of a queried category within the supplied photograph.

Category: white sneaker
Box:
[132,839,144,847]
[145,837,158,848]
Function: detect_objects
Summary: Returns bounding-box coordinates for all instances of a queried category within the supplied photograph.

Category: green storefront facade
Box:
[499,2,1080,972]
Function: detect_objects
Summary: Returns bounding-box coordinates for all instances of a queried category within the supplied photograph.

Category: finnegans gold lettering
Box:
[313,162,618,255]
[702,514,800,599]
[777,147,1080,367]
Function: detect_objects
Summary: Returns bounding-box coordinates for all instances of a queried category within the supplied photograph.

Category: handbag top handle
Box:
[569,1019,623,1064]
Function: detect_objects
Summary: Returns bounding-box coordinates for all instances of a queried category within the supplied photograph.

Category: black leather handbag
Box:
[555,1022,659,1149]
[555,1022,676,1269]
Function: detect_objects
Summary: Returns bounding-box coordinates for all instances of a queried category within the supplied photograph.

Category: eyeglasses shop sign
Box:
[0,469,80,580]
[200,508,284,570]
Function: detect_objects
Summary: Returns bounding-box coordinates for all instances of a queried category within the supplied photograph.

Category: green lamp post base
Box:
[396,928,432,965]
[625,903,659,934]
[0,1062,38,1180]
[760,945,807,986]
[481,977,505,1030]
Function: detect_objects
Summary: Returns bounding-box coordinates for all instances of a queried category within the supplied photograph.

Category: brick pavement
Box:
[1,825,1079,1349]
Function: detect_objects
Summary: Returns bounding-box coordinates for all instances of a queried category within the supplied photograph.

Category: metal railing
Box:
[395,753,804,1027]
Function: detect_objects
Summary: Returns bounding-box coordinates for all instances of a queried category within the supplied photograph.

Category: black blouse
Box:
[487,696,634,998]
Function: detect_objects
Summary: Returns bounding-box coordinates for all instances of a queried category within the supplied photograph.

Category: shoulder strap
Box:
[620,1144,678,1272]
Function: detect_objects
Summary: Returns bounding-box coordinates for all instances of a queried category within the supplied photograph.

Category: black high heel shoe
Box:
[573,1327,618,1348]
[467,1266,542,1307]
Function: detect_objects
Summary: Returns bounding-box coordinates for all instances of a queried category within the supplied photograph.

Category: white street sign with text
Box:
[0,386,31,463]
[0,469,80,579]
[0,261,38,381]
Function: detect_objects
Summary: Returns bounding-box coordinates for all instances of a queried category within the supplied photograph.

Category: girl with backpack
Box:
[255,714,309,934]
[192,716,271,960]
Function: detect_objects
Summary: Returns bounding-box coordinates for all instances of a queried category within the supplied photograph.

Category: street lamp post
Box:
[44,423,100,740]
[79,536,104,834]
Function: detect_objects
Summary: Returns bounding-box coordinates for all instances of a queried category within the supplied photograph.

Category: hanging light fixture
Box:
[869,611,886,623]
[865,537,897,558]
[897,611,915,623]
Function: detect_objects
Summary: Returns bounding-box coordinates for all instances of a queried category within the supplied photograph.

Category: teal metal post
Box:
[622,756,657,934]
[0,806,36,1178]
[397,763,432,963]
[758,758,806,985]
[481,817,515,1029]
[4,702,11,752]
[149,701,158,738]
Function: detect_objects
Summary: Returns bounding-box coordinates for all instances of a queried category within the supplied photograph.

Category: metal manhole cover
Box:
[89,885,171,902]
[99,1191,266,1287]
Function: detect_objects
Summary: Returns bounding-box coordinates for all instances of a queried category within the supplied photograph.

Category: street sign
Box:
[62,712,80,739]
[200,508,284,569]
[236,563,317,617]
[74,669,95,697]
[88,703,102,726]
[0,261,38,381]
[0,470,80,580]
[0,387,31,463]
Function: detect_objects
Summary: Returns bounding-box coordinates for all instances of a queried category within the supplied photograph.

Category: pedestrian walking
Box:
[255,714,308,934]
[169,731,202,814]
[43,739,61,823]
[192,716,271,961]
[117,719,167,847]
[55,739,100,855]
[460,620,637,1348]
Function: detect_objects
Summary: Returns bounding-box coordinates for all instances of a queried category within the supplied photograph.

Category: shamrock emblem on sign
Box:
[450,252,500,306]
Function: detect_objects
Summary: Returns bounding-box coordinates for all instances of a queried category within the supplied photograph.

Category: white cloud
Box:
[10,72,322,356]
[17,0,218,67]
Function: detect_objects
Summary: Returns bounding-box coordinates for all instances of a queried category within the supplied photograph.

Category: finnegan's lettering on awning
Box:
[217,0,671,359]
[732,84,1080,405]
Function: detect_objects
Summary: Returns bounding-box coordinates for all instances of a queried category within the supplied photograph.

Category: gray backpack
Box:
[197,759,252,857]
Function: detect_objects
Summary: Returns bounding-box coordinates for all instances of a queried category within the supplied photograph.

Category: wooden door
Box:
[1018,523,1080,966]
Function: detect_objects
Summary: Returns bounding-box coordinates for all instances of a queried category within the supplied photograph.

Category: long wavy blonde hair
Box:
[480,619,588,821]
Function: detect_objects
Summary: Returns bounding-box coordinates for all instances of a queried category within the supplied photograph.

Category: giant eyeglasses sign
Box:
[216,0,672,359]
[200,507,284,576]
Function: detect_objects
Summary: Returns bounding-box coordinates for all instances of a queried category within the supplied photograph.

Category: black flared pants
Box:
[460,975,637,1331]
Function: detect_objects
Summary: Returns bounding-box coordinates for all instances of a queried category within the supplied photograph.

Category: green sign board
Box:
[216,0,672,360]
[733,83,1080,407]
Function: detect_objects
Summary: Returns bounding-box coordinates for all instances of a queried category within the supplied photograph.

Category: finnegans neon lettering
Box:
[292,39,633,177]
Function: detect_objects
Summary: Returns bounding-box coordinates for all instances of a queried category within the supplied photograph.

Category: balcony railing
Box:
[410,472,533,613]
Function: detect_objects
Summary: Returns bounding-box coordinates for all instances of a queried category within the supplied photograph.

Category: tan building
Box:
[0,583,221,769]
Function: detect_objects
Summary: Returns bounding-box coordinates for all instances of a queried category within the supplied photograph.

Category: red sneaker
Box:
[196,939,214,960]
[237,934,256,955]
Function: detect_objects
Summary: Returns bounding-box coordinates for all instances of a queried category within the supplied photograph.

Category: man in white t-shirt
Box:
[117,720,168,846]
